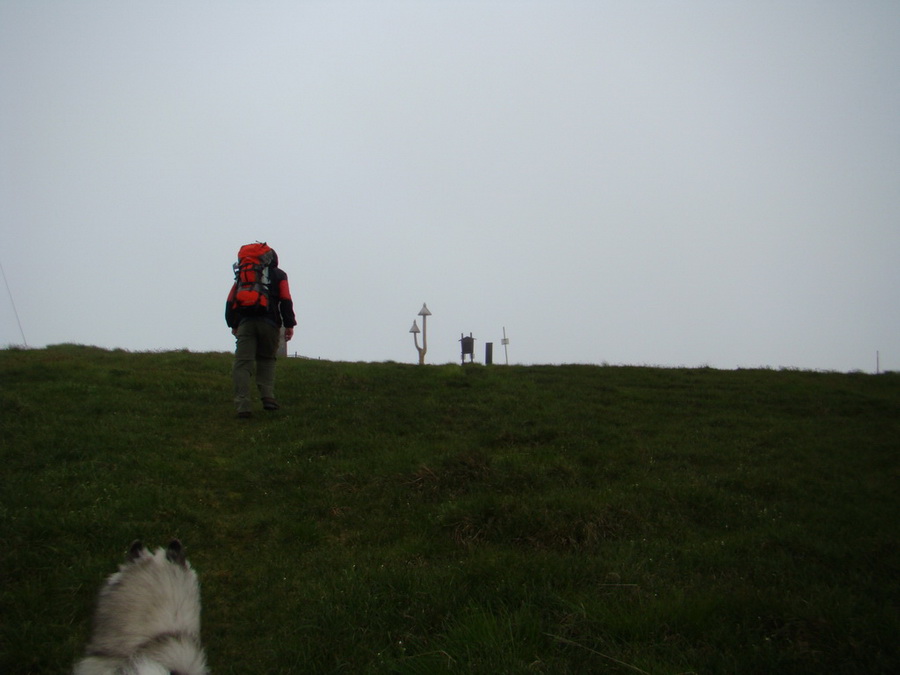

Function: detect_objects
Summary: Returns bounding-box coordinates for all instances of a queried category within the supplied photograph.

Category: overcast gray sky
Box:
[2,1,898,370]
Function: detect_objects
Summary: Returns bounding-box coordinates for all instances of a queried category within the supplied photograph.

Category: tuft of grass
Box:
[1,345,899,674]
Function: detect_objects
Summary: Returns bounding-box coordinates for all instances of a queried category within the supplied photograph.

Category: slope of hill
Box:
[2,345,898,673]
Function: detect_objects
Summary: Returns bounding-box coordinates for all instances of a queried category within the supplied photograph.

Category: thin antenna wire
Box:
[0,258,28,346]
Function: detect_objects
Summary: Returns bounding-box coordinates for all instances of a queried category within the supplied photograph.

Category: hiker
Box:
[225,243,297,418]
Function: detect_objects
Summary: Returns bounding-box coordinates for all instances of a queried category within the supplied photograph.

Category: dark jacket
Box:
[225,265,297,330]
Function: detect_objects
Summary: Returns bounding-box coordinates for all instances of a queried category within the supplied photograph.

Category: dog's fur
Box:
[74,540,208,675]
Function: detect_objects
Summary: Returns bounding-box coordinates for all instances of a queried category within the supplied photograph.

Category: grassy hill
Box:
[1,345,898,674]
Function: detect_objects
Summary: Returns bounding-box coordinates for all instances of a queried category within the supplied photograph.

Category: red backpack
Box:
[232,242,276,313]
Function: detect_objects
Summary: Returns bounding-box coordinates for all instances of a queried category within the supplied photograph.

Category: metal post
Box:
[501,326,509,365]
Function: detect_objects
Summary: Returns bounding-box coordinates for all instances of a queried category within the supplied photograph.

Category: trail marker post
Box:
[410,303,431,365]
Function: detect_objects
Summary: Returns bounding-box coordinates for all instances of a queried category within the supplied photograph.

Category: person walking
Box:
[225,243,296,418]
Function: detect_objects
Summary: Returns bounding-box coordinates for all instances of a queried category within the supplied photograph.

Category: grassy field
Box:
[1,344,898,674]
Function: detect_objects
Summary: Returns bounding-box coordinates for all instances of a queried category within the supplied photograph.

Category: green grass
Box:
[1,344,898,674]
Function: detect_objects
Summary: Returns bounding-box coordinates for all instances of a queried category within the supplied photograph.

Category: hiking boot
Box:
[237,411,252,419]
[261,397,280,411]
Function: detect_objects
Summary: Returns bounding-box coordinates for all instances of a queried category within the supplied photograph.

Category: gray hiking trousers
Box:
[233,319,280,413]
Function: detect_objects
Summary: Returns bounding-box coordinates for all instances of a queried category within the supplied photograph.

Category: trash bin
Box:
[459,333,475,364]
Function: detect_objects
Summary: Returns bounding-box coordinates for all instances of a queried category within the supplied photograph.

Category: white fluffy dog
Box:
[74,540,208,675]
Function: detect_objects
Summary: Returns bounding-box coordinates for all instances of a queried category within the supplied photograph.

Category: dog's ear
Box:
[127,540,145,562]
[166,539,187,567]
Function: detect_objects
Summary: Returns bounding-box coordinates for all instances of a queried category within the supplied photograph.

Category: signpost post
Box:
[410,303,431,365]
